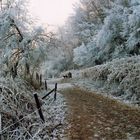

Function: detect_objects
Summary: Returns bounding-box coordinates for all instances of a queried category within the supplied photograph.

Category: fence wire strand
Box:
[0,103,43,134]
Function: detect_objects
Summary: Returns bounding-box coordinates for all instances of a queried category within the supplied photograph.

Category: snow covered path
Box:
[60,87,140,140]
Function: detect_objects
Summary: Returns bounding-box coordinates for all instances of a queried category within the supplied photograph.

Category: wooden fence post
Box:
[34,93,45,122]
[45,80,47,91]
[54,83,57,101]
[40,74,42,86]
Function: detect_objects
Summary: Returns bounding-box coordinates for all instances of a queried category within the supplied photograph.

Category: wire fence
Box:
[0,82,58,135]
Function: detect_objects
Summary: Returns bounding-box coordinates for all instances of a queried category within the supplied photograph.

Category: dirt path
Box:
[61,88,140,140]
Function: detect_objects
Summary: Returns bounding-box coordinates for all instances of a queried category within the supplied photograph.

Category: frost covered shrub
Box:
[80,56,140,104]
[0,75,66,139]
[0,77,36,139]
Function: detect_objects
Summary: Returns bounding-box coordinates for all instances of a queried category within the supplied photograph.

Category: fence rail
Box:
[34,81,58,122]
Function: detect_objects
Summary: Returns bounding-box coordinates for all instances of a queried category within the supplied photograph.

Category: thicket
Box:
[0,0,62,139]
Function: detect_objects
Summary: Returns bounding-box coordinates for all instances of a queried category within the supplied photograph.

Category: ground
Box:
[45,79,140,140]
[60,88,140,140]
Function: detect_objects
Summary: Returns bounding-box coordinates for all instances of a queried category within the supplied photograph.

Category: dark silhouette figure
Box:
[63,72,72,79]
[68,72,72,78]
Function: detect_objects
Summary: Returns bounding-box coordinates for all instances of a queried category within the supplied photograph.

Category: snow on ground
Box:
[47,83,74,91]
[38,90,68,140]
[46,78,74,90]
[46,78,64,84]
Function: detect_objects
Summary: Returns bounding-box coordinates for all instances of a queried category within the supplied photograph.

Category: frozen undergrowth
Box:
[67,56,140,106]
[0,76,67,140]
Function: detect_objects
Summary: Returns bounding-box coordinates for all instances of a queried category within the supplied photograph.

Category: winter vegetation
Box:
[0,76,67,139]
[0,0,140,139]
[0,0,66,139]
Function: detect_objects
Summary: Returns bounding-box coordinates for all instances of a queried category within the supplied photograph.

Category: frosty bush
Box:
[0,75,66,139]
[80,56,140,104]
[0,77,36,139]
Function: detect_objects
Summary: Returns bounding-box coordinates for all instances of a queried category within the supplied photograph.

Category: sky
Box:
[29,0,77,26]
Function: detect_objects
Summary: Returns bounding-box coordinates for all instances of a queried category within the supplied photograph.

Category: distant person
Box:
[68,72,72,78]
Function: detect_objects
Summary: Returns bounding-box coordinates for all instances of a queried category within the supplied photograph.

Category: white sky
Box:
[29,0,77,26]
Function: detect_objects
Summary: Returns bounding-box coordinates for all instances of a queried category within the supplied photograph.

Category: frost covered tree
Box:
[52,0,110,70]
[0,0,52,83]
[67,0,105,45]
[73,0,140,67]
[95,0,140,60]
[40,27,75,78]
